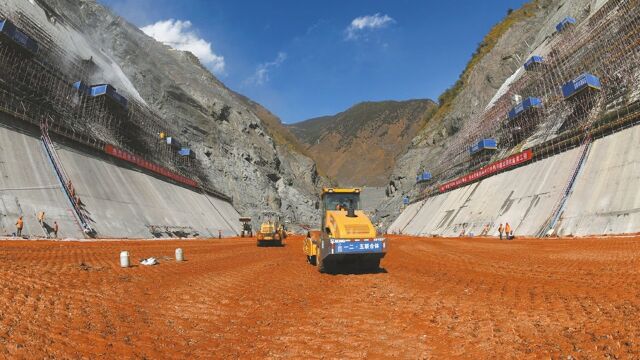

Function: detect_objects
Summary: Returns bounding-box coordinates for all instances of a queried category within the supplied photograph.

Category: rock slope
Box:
[380,0,606,226]
[28,0,324,229]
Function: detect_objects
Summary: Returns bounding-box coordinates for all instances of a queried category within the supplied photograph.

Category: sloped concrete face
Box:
[403,186,476,236]
[391,123,640,238]
[413,187,466,236]
[0,118,83,238]
[56,143,241,238]
[558,125,640,236]
[440,148,580,237]
[387,201,422,234]
[392,147,583,237]
[207,195,243,235]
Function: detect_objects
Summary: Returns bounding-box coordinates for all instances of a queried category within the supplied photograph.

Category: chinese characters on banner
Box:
[439,149,533,192]
[104,144,199,188]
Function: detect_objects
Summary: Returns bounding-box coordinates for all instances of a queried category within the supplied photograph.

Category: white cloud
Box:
[245,52,287,86]
[141,19,225,74]
[345,13,395,40]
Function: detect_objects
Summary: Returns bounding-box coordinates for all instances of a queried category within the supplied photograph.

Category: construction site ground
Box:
[0,235,639,358]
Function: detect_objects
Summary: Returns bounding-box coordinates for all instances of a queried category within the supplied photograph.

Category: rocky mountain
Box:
[379,0,611,226]
[288,100,437,187]
[235,94,312,158]
[25,0,325,229]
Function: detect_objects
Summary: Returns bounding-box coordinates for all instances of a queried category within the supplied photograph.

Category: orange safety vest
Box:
[16,219,23,229]
[505,224,511,233]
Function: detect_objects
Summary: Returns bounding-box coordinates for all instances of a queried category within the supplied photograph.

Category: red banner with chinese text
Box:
[439,149,533,192]
[104,144,199,188]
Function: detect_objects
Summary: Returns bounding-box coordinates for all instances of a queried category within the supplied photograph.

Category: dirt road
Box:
[0,235,639,358]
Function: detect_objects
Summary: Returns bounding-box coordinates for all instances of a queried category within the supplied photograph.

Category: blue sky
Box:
[99,0,528,123]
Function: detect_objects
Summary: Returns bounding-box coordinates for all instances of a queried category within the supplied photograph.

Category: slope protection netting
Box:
[0,2,221,195]
[415,0,640,200]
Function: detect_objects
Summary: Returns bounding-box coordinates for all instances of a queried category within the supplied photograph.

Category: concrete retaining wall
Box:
[390,124,640,237]
[558,124,640,235]
[0,116,240,239]
[387,201,423,234]
[0,118,83,238]
[57,143,240,238]
[395,146,579,237]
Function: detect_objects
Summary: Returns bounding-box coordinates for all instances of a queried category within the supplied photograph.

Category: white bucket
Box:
[175,248,184,262]
[120,251,130,268]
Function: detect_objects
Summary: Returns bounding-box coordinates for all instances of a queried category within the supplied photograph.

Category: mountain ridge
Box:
[288,99,437,187]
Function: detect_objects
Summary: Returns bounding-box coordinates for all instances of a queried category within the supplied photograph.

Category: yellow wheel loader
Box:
[303,188,387,273]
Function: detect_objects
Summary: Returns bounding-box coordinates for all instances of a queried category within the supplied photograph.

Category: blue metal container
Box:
[524,55,543,70]
[0,19,39,54]
[72,81,90,94]
[469,138,498,155]
[89,84,128,109]
[416,171,432,183]
[178,148,192,157]
[403,196,409,205]
[508,97,543,119]
[556,17,576,32]
[561,73,601,99]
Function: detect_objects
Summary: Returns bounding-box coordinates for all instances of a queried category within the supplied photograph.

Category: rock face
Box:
[288,100,436,187]
[33,0,324,230]
[379,0,602,226]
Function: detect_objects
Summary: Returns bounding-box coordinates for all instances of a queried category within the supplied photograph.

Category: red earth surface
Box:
[0,235,639,358]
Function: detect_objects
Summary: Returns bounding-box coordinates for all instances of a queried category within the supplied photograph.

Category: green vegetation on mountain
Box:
[433,1,540,125]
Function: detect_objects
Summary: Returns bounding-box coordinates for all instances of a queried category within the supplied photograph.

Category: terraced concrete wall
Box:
[390,125,640,237]
[0,117,240,239]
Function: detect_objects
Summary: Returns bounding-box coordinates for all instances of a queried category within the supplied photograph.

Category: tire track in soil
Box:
[0,235,639,358]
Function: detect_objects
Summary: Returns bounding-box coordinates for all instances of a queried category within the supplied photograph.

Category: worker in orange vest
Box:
[505,223,512,240]
[15,216,24,237]
[498,223,504,240]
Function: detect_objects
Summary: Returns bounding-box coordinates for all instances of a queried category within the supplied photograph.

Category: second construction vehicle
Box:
[256,212,286,246]
[239,217,253,237]
[303,188,387,273]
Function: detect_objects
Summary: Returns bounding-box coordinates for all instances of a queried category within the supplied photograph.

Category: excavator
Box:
[256,212,286,246]
[303,188,387,273]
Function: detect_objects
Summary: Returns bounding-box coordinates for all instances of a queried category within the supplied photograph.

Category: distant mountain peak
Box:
[287,99,436,186]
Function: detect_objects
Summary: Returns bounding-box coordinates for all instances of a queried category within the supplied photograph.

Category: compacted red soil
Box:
[0,235,639,358]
